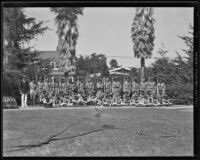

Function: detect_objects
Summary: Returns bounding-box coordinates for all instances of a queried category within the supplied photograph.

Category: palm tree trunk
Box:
[140,57,145,83]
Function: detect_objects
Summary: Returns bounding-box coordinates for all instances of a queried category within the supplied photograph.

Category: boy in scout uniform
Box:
[123,78,130,100]
[112,79,118,102]
[140,80,147,96]
[104,77,111,96]
[157,78,165,99]
[132,79,139,96]
[96,78,103,100]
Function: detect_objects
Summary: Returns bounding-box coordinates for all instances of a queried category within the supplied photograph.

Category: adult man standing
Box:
[20,76,29,108]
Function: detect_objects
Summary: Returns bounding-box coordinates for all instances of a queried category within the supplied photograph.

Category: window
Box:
[50,62,56,69]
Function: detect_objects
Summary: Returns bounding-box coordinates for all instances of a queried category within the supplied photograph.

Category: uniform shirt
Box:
[43,82,49,91]
[38,82,43,90]
[79,82,84,92]
[132,82,140,92]
[55,83,59,94]
[132,81,136,91]
[48,82,52,91]
[112,81,118,92]
[157,83,165,90]
[140,82,146,91]
[157,83,165,96]
[146,82,156,91]
[116,82,121,91]
[89,82,94,91]
[61,83,66,93]
[105,81,111,92]
[123,81,130,92]
[96,82,103,89]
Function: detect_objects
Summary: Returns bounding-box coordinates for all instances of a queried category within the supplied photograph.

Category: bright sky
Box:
[25,7,193,68]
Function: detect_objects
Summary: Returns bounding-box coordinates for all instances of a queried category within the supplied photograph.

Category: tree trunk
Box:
[140,57,145,83]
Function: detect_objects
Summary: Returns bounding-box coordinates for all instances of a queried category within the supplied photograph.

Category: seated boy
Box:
[144,95,150,106]
[152,96,160,106]
[53,95,60,107]
[43,96,53,107]
[116,96,123,106]
[102,97,110,106]
[111,97,118,106]
[76,93,86,105]
[59,96,68,107]
[137,94,145,106]
[147,93,154,106]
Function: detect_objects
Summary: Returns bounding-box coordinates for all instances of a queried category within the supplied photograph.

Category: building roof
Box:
[40,51,60,63]
[109,67,131,76]
[109,67,131,72]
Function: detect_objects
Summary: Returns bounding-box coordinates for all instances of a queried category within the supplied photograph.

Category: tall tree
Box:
[50,7,83,76]
[131,7,155,83]
[3,7,48,72]
[3,7,48,99]
[109,59,119,69]
[173,24,193,83]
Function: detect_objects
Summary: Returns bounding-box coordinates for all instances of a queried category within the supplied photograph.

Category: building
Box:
[40,51,132,82]
[88,67,131,80]
[40,51,65,81]
[109,67,131,77]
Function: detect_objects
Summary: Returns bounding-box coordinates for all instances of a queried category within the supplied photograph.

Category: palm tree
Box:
[51,7,83,75]
[131,7,155,83]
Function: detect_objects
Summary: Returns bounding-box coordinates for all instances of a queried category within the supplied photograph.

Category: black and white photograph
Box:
[2,2,198,157]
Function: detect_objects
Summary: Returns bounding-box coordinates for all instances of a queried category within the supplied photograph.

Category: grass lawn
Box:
[3,106,193,156]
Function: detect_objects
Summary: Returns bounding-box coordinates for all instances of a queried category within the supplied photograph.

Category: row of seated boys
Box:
[38,91,172,107]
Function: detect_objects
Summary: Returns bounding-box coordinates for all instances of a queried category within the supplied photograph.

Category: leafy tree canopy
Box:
[76,53,109,78]
[3,7,48,73]
[109,59,119,69]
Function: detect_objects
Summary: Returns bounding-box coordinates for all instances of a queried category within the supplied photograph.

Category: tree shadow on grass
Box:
[7,118,120,153]
[6,113,177,154]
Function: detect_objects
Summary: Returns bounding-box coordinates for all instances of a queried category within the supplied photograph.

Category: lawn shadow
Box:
[7,117,120,153]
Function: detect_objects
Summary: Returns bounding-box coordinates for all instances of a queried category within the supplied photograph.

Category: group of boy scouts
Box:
[18,75,166,108]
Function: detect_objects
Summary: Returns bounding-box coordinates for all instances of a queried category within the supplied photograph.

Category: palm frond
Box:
[131,7,155,59]
[51,7,83,72]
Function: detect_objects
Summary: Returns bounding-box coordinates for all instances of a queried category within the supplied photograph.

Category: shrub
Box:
[2,71,21,105]
[166,82,193,105]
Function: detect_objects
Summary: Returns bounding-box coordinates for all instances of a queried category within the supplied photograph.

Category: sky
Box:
[24,7,193,68]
